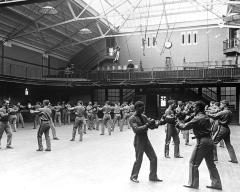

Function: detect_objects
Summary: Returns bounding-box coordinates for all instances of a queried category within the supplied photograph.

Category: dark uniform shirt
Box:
[38,107,52,121]
[129,113,150,137]
[208,108,232,127]
[73,106,86,117]
[177,112,212,139]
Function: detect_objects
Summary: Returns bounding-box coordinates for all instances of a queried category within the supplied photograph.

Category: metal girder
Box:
[189,0,223,20]
[10,0,128,39]
[67,0,77,18]
[118,0,143,31]
[127,10,203,20]
[0,0,57,7]
[5,6,83,43]
[96,22,104,36]
[104,0,126,20]
[4,0,66,41]
[53,28,111,51]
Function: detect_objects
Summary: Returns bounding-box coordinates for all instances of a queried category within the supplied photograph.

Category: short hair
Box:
[134,101,144,109]
[43,100,50,106]
[214,102,220,107]
[3,99,10,104]
[221,100,229,106]
[178,101,183,106]
[168,100,175,105]
[194,100,205,112]
[210,101,215,104]
[77,100,83,105]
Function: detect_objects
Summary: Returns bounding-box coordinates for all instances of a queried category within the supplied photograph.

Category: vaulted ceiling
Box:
[0,0,116,60]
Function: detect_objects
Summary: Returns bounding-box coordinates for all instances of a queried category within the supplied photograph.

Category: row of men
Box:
[129,99,238,191]
[0,99,137,150]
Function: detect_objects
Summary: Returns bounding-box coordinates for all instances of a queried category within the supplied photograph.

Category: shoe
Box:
[6,146,13,149]
[130,177,139,183]
[100,133,104,135]
[70,139,75,141]
[36,148,43,151]
[53,137,59,140]
[183,185,198,189]
[45,149,51,151]
[165,155,170,158]
[206,186,222,190]
[175,155,183,158]
[228,160,238,164]
[149,178,163,182]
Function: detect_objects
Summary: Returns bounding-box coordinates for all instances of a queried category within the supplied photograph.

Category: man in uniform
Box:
[161,100,182,158]
[100,101,113,135]
[31,100,52,151]
[0,99,14,149]
[33,102,41,129]
[208,100,238,164]
[53,102,62,127]
[92,101,99,130]
[16,102,25,128]
[68,100,86,142]
[86,101,94,130]
[129,101,162,183]
[112,102,122,131]
[176,101,222,190]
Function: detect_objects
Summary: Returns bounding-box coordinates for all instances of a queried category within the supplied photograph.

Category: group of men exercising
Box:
[129,99,238,191]
[0,98,238,190]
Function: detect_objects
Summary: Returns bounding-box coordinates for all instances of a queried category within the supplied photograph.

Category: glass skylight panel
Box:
[74,0,228,33]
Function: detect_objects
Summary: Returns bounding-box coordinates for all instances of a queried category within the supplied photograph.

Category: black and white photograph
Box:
[0,0,240,192]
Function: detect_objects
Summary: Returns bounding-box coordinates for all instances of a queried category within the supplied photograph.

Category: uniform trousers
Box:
[131,135,158,180]
[188,137,222,189]
[37,121,51,150]
[16,112,24,128]
[212,125,238,162]
[165,126,180,157]
[0,121,12,147]
[102,114,111,135]
[54,112,61,127]
[112,114,121,131]
[9,115,17,132]
[72,116,84,141]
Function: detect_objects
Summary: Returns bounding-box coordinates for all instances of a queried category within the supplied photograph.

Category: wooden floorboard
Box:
[0,123,239,192]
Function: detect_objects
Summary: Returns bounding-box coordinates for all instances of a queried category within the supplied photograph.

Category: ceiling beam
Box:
[10,0,128,40]
[0,0,58,7]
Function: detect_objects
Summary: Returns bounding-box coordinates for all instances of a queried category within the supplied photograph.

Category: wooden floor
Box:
[0,123,240,192]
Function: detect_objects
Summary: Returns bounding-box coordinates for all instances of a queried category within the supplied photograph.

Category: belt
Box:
[41,120,50,122]
[114,113,120,114]
[76,115,84,117]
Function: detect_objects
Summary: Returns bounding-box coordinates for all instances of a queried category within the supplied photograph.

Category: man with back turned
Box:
[176,101,222,190]
[129,101,162,183]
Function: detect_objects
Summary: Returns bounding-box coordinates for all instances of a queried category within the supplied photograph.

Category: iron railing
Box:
[223,38,240,50]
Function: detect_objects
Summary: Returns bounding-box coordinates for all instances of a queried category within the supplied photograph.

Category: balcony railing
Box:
[223,38,240,51]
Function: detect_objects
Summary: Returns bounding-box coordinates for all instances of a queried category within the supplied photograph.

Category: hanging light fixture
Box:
[25,88,29,96]
[39,5,58,15]
[79,28,92,35]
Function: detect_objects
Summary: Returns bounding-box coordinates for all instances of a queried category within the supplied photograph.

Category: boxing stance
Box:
[176,101,222,190]
[208,100,238,164]
[129,101,162,183]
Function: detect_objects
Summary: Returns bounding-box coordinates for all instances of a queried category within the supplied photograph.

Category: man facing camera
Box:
[176,101,222,190]
[129,101,162,183]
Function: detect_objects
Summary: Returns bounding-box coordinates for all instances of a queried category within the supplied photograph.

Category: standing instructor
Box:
[129,101,162,183]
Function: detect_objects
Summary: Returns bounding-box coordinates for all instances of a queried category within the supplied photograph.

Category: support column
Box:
[105,88,108,101]
[120,88,123,104]
[1,42,4,75]
[217,86,221,102]
[198,87,202,99]
[236,86,239,124]
[91,88,94,103]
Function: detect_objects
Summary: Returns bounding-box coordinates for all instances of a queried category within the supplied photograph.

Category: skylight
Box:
[74,0,228,33]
